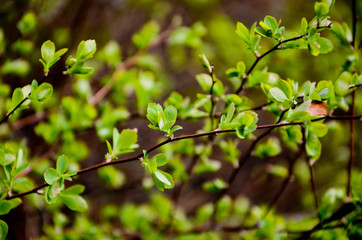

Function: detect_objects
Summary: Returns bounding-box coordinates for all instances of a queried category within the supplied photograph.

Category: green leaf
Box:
[199,54,213,73]
[164,105,177,124]
[306,133,321,160]
[1,59,30,77]
[316,37,333,54]
[308,41,320,56]
[36,83,53,102]
[236,22,250,45]
[300,17,308,35]
[151,172,165,191]
[17,11,37,36]
[154,170,172,186]
[226,102,235,124]
[288,111,311,122]
[41,40,55,65]
[11,88,24,109]
[49,181,62,199]
[215,195,232,222]
[59,194,88,212]
[0,200,12,215]
[270,87,288,102]
[154,154,167,167]
[146,103,163,126]
[315,2,329,18]
[53,48,68,60]
[44,168,58,185]
[170,125,183,134]
[263,15,278,32]
[39,40,67,73]
[116,129,138,154]
[235,111,258,139]
[203,178,228,193]
[76,40,97,61]
[60,184,85,195]
[195,203,214,225]
[196,73,212,93]
[0,220,8,240]
[309,122,328,137]
[277,79,293,99]
[132,21,160,49]
[268,165,288,178]
[56,155,68,175]
[255,137,282,158]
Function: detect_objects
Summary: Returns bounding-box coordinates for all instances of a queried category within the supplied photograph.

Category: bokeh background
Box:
[0,0,361,239]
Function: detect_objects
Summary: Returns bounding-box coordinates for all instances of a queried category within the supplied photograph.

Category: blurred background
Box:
[0,0,361,239]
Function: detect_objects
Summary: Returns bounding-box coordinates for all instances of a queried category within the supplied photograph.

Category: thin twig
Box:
[5,114,361,200]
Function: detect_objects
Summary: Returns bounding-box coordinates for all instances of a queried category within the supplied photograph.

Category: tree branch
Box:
[5,114,361,200]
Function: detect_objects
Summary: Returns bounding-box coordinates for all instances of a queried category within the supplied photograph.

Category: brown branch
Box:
[5,114,361,200]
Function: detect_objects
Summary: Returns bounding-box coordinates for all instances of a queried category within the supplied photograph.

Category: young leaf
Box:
[236,22,250,45]
[316,37,333,54]
[44,168,58,185]
[76,40,97,61]
[41,40,55,65]
[35,83,53,102]
[154,170,172,186]
[11,88,24,109]
[154,154,168,167]
[49,181,62,199]
[146,103,163,126]
[163,105,177,124]
[59,194,88,212]
[199,54,213,73]
[315,2,329,18]
[61,184,85,195]
[0,200,12,215]
[56,155,68,175]
[270,87,288,102]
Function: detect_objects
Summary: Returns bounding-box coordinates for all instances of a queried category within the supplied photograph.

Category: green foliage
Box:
[146,103,183,138]
[65,40,96,75]
[39,40,68,74]
[141,151,174,191]
[0,1,360,239]
[105,128,139,161]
